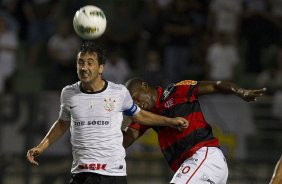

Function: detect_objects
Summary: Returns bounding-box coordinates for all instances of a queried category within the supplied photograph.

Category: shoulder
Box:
[61,82,80,96]
[175,80,199,96]
[107,81,127,91]
[176,80,198,86]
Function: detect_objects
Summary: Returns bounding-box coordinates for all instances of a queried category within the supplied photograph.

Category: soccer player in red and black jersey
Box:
[123,78,266,184]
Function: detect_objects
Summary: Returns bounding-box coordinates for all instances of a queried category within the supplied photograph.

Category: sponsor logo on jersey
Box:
[78,163,107,170]
[70,105,78,109]
[104,97,116,112]
[73,117,111,127]
[162,83,175,100]
[74,120,110,126]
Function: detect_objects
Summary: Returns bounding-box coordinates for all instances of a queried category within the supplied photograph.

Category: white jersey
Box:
[59,81,140,176]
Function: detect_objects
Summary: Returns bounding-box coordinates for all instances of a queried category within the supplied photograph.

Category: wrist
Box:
[37,141,48,152]
[234,88,245,97]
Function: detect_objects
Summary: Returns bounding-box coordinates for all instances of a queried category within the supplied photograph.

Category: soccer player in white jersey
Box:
[26,41,188,184]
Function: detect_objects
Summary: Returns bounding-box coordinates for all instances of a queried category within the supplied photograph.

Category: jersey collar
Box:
[152,86,163,112]
[79,80,108,94]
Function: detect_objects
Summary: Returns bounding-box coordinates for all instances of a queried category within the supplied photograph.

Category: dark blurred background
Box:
[0,0,282,183]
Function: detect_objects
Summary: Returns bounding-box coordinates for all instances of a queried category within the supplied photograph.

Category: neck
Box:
[81,79,105,93]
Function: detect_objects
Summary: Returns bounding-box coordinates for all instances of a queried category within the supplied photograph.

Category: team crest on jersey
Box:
[165,98,174,108]
[176,80,197,86]
[104,98,116,112]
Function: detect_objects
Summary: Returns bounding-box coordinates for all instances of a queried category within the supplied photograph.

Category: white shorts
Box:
[170,147,228,184]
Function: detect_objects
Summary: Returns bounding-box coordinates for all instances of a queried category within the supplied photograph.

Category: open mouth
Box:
[80,72,89,78]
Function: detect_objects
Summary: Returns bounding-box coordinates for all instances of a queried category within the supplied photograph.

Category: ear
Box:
[99,64,104,74]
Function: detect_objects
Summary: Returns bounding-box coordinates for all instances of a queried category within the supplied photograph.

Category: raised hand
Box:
[238,88,267,102]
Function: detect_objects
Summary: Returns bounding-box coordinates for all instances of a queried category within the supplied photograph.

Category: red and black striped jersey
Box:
[128,80,219,171]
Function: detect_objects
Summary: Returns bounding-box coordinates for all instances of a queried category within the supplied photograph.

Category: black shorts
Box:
[70,172,127,184]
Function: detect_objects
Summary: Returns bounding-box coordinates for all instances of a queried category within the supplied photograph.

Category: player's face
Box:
[77,52,104,83]
[131,88,155,111]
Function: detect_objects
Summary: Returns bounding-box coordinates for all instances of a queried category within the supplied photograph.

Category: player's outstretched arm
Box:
[26,119,70,166]
[270,155,282,184]
[130,109,188,131]
[198,81,266,102]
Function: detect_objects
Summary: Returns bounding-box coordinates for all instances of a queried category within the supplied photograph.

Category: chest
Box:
[69,95,123,118]
[154,85,198,115]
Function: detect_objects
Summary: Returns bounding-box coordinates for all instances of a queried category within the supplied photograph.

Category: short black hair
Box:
[125,78,144,94]
[79,41,106,65]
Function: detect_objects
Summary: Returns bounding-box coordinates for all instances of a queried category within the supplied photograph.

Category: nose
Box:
[81,64,87,71]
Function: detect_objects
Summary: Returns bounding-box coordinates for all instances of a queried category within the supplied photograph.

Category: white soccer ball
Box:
[73,5,107,40]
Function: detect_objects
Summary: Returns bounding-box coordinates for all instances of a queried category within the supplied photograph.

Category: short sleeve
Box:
[175,80,199,102]
[59,88,71,121]
[122,87,140,116]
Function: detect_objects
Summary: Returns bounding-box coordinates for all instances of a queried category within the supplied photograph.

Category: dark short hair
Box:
[79,41,106,65]
[125,78,144,94]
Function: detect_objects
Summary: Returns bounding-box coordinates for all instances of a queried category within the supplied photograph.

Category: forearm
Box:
[212,81,266,102]
[199,81,242,95]
[131,110,172,126]
[122,127,140,148]
[37,119,70,151]
[214,81,244,96]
